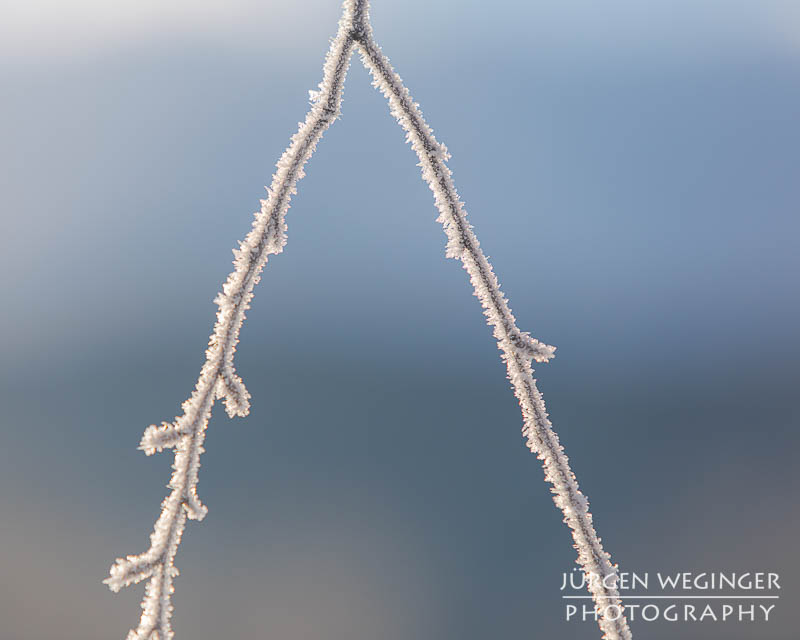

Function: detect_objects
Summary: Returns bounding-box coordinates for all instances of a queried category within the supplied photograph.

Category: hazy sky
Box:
[4,0,800,62]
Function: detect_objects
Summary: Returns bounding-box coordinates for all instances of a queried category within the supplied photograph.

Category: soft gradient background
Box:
[1,1,798,638]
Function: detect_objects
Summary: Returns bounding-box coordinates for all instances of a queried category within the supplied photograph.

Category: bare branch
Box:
[105,1,630,639]
[353,4,630,638]
[104,5,358,638]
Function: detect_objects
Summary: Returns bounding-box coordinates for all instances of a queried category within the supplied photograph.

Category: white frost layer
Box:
[104,4,358,639]
[353,4,630,638]
[106,1,630,639]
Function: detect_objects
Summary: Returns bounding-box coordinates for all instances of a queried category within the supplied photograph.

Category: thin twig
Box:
[352,5,630,638]
[104,8,357,640]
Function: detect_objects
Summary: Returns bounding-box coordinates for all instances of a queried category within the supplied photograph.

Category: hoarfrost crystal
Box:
[105,2,631,639]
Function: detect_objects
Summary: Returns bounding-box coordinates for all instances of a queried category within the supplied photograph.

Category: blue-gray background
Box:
[1,1,798,638]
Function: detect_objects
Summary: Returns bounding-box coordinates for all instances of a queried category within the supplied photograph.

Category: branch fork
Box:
[105,2,630,639]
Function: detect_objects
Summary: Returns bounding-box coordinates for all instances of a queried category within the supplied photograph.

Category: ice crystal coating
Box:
[104,6,356,639]
[105,2,630,639]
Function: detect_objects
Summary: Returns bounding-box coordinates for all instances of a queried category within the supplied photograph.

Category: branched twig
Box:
[105,2,631,639]
[104,7,357,640]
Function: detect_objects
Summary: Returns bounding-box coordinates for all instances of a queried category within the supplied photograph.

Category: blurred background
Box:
[1,1,798,638]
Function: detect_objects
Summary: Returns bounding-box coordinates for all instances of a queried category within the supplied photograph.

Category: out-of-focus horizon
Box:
[1,1,798,639]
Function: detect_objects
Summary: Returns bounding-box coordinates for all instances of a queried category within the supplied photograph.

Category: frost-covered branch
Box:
[106,1,630,639]
[352,6,631,639]
[104,7,357,640]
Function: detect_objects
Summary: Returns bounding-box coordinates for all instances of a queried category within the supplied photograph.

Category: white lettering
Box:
[658,573,681,589]
[737,573,752,589]
[722,604,733,620]
[768,573,780,590]
[699,604,717,621]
